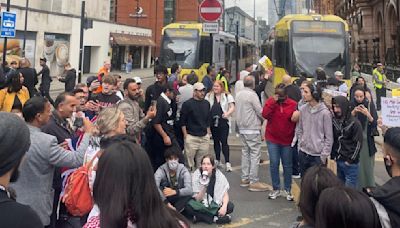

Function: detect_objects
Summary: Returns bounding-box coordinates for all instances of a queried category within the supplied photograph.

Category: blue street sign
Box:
[1,11,16,38]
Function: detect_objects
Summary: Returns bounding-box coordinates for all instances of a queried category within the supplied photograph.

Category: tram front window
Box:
[293,35,346,78]
[161,29,199,69]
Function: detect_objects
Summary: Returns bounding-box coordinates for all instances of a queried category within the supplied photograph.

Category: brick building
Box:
[335,0,400,80]
[314,0,335,14]
[112,0,201,56]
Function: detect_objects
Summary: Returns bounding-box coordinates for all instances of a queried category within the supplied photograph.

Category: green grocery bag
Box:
[187,198,219,216]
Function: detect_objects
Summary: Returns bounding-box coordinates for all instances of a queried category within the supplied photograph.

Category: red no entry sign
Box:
[199,0,223,22]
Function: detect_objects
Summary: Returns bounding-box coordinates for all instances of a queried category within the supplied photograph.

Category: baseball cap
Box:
[240,70,250,80]
[193,82,205,91]
[377,63,383,66]
[133,76,142,84]
[334,71,344,76]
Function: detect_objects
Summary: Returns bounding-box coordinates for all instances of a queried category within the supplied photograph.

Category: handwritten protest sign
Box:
[382,97,400,127]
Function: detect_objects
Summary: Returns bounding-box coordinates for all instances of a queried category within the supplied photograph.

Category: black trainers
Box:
[215,215,231,224]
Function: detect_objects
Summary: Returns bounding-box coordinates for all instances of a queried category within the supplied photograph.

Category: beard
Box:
[128,93,140,101]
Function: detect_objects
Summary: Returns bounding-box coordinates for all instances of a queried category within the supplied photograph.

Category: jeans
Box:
[240,134,261,183]
[292,143,300,175]
[266,142,293,191]
[299,150,322,177]
[211,122,230,162]
[337,160,359,188]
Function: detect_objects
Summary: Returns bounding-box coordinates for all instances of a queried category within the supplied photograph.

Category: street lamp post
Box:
[22,0,29,57]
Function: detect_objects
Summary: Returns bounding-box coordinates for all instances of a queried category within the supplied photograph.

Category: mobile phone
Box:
[74,117,84,128]
[151,100,157,107]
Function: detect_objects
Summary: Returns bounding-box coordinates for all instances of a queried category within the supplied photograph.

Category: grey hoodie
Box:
[154,163,193,202]
[298,102,333,162]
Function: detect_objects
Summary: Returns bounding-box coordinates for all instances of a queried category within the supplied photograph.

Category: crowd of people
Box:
[0,58,399,228]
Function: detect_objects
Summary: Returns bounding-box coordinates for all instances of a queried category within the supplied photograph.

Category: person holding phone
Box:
[350,86,378,189]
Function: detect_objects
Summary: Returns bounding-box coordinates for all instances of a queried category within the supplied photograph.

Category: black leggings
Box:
[211,122,230,162]
[184,201,234,224]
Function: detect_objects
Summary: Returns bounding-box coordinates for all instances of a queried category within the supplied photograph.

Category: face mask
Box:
[277,97,286,104]
[384,156,393,177]
[168,160,179,171]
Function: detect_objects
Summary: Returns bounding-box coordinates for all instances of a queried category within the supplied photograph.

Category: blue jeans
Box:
[337,160,359,188]
[267,141,293,191]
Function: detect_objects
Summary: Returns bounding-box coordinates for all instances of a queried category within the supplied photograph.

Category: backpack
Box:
[63,152,99,216]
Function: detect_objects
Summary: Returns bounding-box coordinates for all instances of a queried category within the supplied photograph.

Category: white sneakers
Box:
[215,160,232,172]
[226,162,232,172]
[268,190,294,201]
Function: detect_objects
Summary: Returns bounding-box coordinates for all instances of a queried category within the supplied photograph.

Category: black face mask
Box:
[9,159,22,183]
[10,168,19,183]
[277,96,286,104]
[384,157,393,178]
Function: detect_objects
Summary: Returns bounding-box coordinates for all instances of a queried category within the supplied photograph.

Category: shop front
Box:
[110,33,155,71]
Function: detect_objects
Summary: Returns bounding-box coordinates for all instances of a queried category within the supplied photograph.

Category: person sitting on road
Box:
[185,155,234,224]
[292,166,343,228]
[154,145,192,213]
[315,186,381,228]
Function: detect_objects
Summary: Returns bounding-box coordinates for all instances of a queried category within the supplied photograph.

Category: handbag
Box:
[63,151,100,216]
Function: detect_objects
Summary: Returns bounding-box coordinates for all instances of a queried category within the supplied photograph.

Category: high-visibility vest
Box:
[216,74,229,92]
[373,68,385,89]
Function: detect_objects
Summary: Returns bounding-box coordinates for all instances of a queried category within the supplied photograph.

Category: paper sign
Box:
[258,55,273,71]
[382,97,400,127]
[392,88,400,97]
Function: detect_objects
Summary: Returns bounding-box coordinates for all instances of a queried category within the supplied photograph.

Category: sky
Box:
[224,0,269,21]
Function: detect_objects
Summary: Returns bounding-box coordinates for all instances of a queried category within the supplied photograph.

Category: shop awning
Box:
[110,33,155,47]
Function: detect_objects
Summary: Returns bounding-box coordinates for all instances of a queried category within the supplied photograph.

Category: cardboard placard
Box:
[382,97,400,127]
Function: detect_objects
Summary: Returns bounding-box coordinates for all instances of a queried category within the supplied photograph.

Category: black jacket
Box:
[0,191,43,228]
[18,67,38,97]
[60,68,76,92]
[37,65,52,90]
[350,98,378,156]
[332,96,363,163]
[367,176,400,227]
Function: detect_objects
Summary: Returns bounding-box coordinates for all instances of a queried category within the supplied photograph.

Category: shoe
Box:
[268,190,281,199]
[282,190,294,201]
[192,215,197,224]
[240,179,250,187]
[215,214,231,224]
[248,182,271,192]
[226,162,232,172]
[215,160,220,167]
[292,174,301,179]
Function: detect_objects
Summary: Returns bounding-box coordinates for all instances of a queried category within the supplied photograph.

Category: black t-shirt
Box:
[153,95,176,138]
[92,92,121,108]
[145,82,166,112]
[0,191,43,228]
[180,98,210,136]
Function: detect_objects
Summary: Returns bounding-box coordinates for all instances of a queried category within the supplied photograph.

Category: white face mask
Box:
[167,159,179,171]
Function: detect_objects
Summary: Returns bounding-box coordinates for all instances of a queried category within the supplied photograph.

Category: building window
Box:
[164,0,176,26]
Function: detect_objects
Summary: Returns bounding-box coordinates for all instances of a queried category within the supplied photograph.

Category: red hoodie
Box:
[262,97,297,146]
